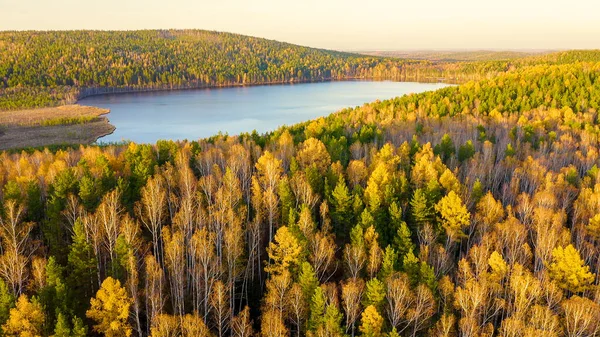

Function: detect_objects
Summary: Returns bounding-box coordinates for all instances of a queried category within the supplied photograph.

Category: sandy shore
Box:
[0,105,115,150]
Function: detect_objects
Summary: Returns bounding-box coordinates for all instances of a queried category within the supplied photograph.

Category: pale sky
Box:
[0,0,598,51]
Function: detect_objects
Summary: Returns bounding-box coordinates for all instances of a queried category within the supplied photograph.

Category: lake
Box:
[80,81,450,144]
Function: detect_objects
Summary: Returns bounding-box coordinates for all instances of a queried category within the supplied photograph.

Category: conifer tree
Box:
[320,304,345,337]
[331,178,353,239]
[0,279,14,330]
[363,278,386,310]
[298,262,319,303]
[410,189,434,230]
[71,317,88,337]
[379,246,397,280]
[39,256,67,335]
[309,286,326,331]
[458,140,475,162]
[53,312,71,337]
[471,179,484,205]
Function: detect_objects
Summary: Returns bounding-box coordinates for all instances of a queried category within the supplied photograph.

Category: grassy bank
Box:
[0,105,114,150]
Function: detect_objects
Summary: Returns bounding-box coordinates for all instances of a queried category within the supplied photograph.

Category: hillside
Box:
[0,30,431,110]
[0,47,600,336]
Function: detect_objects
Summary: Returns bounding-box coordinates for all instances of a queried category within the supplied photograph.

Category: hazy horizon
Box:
[1,0,598,51]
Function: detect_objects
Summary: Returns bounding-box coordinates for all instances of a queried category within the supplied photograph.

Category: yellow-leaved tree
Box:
[547,244,594,293]
[266,226,302,275]
[435,191,471,243]
[359,305,384,337]
[488,251,509,282]
[86,277,133,337]
[2,294,44,337]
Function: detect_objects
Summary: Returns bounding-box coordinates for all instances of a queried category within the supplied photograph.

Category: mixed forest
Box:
[0,30,434,110]
[2,32,600,337]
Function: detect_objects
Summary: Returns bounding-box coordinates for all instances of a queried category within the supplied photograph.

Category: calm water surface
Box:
[80,81,449,144]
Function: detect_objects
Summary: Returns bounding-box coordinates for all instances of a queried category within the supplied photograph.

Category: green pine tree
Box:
[298,262,319,303]
[379,246,397,280]
[350,224,365,248]
[360,209,376,230]
[322,304,344,336]
[402,251,421,286]
[53,312,71,337]
[0,279,15,331]
[362,278,385,310]
[309,287,326,331]
[71,317,88,337]
[40,257,67,335]
[410,189,434,229]
[67,219,98,315]
[458,140,475,162]
[330,178,353,239]
[278,177,295,226]
[471,179,484,205]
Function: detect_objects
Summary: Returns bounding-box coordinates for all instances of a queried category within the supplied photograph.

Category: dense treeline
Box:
[2,30,598,112]
[0,30,434,110]
[1,50,600,337]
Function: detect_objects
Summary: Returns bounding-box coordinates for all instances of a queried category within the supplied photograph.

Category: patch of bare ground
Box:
[0,105,114,150]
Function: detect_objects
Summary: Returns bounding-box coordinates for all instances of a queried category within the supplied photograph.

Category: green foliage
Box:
[331,178,353,239]
[350,224,365,248]
[434,134,455,162]
[379,246,398,280]
[71,317,88,337]
[39,257,68,334]
[41,116,98,126]
[458,140,476,162]
[410,189,434,229]
[309,287,326,331]
[298,262,319,303]
[67,220,98,315]
[278,178,295,226]
[53,312,71,337]
[505,143,516,157]
[0,279,14,331]
[402,251,436,290]
[322,304,345,336]
[471,179,484,205]
[362,278,386,309]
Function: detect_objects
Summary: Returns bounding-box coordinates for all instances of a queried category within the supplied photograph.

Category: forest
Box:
[2,41,600,336]
[2,31,597,112]
[0,30,432,110]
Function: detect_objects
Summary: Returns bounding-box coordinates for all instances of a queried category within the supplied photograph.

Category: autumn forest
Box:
[1,30,600,337]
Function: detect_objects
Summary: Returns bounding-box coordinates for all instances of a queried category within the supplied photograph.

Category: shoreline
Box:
[1,78,453,150]
[75,76,455,102]
[0,105,115,150]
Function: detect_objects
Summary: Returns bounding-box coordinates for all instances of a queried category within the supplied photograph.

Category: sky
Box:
[0,0,598,51]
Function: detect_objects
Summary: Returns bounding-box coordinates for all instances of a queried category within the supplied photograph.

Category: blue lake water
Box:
[80,81,449,144]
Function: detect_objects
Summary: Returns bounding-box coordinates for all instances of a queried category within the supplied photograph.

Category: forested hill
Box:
[2,30,596,111]
[0,30,429,110]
